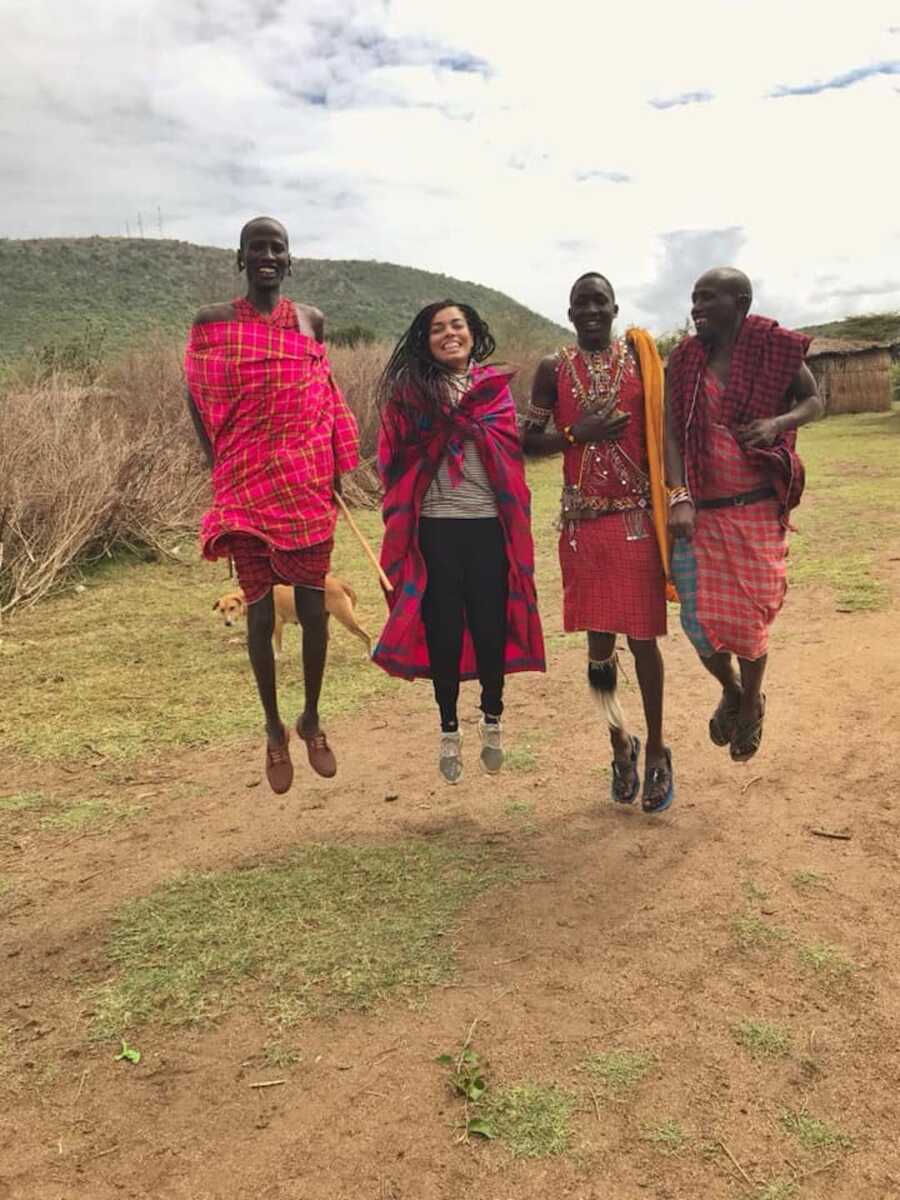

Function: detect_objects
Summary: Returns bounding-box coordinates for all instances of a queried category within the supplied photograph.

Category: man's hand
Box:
[668,500,695,541]
[572,409,630,444]
[736,417,781,449]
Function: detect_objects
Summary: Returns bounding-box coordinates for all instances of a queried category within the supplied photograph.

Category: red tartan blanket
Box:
[667,315,811,514]
[373,365,546,681]
[185,320,359,556]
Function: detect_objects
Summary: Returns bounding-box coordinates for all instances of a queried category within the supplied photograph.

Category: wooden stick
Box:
[718,1141,753,1186]
[810,828,852,841]
[248,1079,286,1089]
[334,490,393,592]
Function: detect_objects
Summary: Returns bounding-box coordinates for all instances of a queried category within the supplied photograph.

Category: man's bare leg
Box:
[246,592,283,744]
[737,654,767,722]
[294,585,329,735]
[627,637,665,768]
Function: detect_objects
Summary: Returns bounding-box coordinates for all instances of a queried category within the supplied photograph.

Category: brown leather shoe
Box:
[265,726,294,794]
[297,721,337,778]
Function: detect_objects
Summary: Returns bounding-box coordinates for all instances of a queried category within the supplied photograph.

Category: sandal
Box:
[611,735,640,805]
[730,695,766,763]
[709,689,741,747]
[642,747,674,814]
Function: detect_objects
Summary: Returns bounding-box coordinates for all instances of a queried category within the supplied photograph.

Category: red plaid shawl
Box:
[373,365,545,681]
[667,315,811,515]
[185,320,359,557]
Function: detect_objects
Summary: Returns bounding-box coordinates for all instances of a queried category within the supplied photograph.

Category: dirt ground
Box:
[3,531,900,1200]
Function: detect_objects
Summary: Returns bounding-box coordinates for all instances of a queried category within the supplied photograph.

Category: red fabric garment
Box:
[554,343,666,637]
[691,372,786,659]
[373,365,545,681]
[667,315,810,516]
[185,299,359,559]
[228,533,333,605]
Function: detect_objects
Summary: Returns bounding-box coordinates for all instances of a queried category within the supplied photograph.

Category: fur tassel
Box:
[588,655,625,729]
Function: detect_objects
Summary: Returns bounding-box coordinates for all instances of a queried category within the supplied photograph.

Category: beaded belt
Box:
[696,486,776,511]
[560,485,648,521]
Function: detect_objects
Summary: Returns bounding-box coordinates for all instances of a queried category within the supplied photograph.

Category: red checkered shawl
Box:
[185,318,359,557]
[667,315,811,516]
[373,365,546,681]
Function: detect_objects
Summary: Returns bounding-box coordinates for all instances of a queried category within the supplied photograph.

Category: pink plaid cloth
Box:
[185,306,359,558]
[690,372,787,660]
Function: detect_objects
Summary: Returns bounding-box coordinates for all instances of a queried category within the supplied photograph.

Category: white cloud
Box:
[1,0,898,332]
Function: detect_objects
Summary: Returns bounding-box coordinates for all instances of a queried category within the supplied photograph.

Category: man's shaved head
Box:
[696,267,753,310]
[239,216,289,251]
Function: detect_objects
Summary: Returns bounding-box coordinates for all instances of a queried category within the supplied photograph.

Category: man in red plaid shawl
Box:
[666,268,822,762]
[185,217,359,793]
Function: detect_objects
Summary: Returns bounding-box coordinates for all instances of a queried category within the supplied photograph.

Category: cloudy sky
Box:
[3,0,898,332]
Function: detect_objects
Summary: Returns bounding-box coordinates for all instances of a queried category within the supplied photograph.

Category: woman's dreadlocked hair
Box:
[376,300,497,441]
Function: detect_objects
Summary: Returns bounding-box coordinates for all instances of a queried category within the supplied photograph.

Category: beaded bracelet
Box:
[562,425,578,446]
[668,485,693,508]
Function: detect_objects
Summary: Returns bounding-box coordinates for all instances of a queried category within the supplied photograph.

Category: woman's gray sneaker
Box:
[439,730,463,784]
[479,719,504,774]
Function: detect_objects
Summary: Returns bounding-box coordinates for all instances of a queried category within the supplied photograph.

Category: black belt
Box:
[696,486,776,511]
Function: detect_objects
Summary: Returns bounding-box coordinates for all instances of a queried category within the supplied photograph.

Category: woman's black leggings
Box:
[419,517,508,732]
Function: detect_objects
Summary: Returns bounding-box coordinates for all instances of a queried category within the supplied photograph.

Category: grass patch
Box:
[748,1182,798,1200]
[733,1020,791,1060]
[39,798,140,832]
[789,407,900,611]
[261,1041,301,1069]
[779,1109,852,1152]
[581,1049,652,1094]
[732,913,788,951]
[90,841,519,1036]
[503,744,538,773]
[0,518,398,763]
[790,870,830,891]
[479,1083,575,1158]
[798,942,854,979]
[642,1119,688,1153]
[0,791,46,812]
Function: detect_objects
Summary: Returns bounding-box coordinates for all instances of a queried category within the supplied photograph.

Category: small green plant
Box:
[504,799,535,818]
[741,879,768,902]
[790,871,829,890]
[733,1020,791,1060]
[582,1049,652,1093]
[798,942,853,979]
[732,913,787,951]
[114,1039,141,1064]
[642,1119,688,1153]
[437,1037,493,1141]
[779,1109,852,1152]
[480,1083,575,1157]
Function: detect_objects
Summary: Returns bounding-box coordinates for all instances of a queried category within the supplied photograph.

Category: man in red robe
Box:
[666,267,822,762]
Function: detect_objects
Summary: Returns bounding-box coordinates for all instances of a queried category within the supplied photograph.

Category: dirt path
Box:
[3,562,900,1199]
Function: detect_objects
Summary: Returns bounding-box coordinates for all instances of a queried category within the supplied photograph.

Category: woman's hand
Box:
[668,500,695,541]
[571,409,630,444]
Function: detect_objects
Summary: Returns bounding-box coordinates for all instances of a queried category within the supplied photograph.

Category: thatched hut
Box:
[806,338,893,414]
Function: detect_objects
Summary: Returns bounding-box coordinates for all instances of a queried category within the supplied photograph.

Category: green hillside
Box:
[0,237,567,361]
[800,311,900,343]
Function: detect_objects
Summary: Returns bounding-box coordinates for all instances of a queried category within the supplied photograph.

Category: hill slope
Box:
[800,311,900,344]
[0,237,567,360]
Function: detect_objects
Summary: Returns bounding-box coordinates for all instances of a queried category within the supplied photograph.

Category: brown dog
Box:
[213,576,373,658]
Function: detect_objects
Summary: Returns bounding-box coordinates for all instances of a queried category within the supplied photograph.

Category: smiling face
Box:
[691,269,751,345]
[428,306,474,371]
[238,218,290,290]
[568,275,618,350]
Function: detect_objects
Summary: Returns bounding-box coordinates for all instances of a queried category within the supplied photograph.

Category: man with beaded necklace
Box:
[523,273,674,813]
